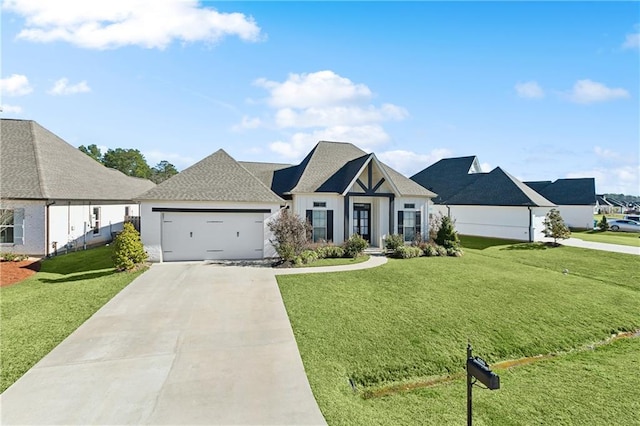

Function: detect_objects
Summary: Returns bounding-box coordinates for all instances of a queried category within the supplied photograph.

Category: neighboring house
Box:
[524,178,596,229]
[411,156,555,242]
[595,195,614,215]
[607,198,627,214]
[0,119,155,256]
[139,141,436,262]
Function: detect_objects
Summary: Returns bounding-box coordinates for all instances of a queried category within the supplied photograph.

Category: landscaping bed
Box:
[0,258,40,287]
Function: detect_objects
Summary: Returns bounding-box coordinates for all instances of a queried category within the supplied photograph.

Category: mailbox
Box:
[467,356,500,390]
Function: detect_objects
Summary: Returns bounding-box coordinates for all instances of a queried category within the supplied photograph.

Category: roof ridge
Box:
[236,158,285,202]
[29,121,47,199]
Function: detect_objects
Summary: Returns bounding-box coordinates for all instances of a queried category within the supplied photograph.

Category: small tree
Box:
[113,222,147,271]
[435,215,460,248]
[268,209,311,262]
[598,215,609,232]
[543,208,571,246]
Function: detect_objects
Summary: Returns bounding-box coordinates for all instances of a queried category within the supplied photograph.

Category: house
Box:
[0,119,155,256]
[524,178,596,229]
[138,141,436,262]
[595,195,615,215]
[411,156,555,242]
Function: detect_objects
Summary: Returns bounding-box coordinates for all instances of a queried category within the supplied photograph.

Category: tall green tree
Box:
[151,160,178,183]
[102,148,152,179]
[78,144,103,162]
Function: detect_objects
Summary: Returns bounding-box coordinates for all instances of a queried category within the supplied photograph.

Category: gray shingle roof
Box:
[411,156,480,203]
[263,141,435,197]
[238,161,291,189]
[138,149,284,203]
[524,178,596,205]
[1,119,155,201]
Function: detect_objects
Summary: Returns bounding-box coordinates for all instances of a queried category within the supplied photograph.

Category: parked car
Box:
[623,214,640,222]
[608,219,640,232]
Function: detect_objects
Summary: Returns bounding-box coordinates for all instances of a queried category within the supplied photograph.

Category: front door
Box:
[353,203,371,243]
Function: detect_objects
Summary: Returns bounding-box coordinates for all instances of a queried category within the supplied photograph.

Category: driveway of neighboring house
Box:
[1,261,349,425]
[543,237,640,256]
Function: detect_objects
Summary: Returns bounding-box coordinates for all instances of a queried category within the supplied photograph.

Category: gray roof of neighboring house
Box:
[0,119,155,201]
[596,195,612,206]
[410,156,480,203]
[524,178,596,206]
[138,149,284,203]
[260,141,435,197]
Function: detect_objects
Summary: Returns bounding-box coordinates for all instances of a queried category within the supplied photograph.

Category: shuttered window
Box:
[0,208,24,245]
[398,210,421,242]
[306,209,334,243]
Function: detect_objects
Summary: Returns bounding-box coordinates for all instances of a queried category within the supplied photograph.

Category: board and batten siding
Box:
[292,194,344,244]
[393,197,430,243]
[140,201,281,262]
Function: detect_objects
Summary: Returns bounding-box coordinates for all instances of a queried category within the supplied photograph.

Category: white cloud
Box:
[2,0,262,50]
[377,148,453,176]
[567,166,639,196]
[255,70,372,109]
[144,150,195,170]
[622,32,640,50]
[515,81,544,99]
[232,115,262,132]
[567,79,630,104]
[0,74,33,96]
[594,146,621,161]
[48,78,91,95]
[274,104,408,128]
[1,104,23,114]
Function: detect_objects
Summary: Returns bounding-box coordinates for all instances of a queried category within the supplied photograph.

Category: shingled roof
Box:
[0,119,155,201]
[244,141,435,198]
[138,149,284,203]
[524,178,596,205]
[411,156,482,203]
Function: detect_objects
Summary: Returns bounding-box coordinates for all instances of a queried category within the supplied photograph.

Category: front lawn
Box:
[571,229,640,247]
[277,239,640,425]
[296,255,370,268]
[0,246,145,392]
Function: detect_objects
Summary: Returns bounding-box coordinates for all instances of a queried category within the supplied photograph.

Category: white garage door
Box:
[161,212,265,261]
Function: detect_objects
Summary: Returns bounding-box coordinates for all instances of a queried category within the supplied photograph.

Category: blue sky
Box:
[2,1,638,195]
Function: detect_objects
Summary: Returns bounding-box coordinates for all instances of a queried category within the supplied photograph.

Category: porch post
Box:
[389,195,395,236]
[344,195,350,241]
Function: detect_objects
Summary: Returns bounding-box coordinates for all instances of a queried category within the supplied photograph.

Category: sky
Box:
[1,1,638,195]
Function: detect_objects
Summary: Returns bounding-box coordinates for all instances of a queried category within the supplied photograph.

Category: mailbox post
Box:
[466,343,500,425]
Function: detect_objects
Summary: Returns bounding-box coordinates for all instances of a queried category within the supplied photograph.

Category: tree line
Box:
[79,144,178,184]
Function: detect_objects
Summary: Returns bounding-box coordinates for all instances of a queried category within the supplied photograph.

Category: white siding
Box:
[554,205,594,230]
[393,197,430,243]
[140,200,281,262]
[292,194,344,244]
[0,200,46,256]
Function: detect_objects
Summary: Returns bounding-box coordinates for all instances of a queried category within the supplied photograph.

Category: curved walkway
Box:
[275,253,388,275]
[1,256,387,425]
[543,237,640,256]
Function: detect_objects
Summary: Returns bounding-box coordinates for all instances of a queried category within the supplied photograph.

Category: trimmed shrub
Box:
[344,234,368,258]
[317,245,345,259]
[113,222,147,271]
[385,234,404,251]
[394,246,422,259]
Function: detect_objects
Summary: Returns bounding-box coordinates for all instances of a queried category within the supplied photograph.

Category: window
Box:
[312,210,327,242]
[1,209,14,243]
[313,201,327,208]
[92,207,101,235]
[397,210,421,242]
[404,203,415,209]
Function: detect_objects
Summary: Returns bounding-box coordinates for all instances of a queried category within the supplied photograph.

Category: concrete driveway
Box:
[1,263,327,425]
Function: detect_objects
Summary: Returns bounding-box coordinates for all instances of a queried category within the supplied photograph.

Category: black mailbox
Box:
[467,357,500,390]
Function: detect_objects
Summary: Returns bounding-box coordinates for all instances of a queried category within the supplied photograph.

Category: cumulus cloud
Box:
[255,70,372,109]
[47,78,91,95]
[566,79,630,104]
[143,150,195,170]
[0,74,33,96]
[232,116,262,131]
[515,81,544,99]
[377,148,453,176]
[567,166,639,195]
[274,104,408,128]
[622,31,639,50]
[0,104,23,114]
[2,0,262,50]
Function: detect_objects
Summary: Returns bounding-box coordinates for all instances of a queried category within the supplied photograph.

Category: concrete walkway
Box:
[543,237,640,255]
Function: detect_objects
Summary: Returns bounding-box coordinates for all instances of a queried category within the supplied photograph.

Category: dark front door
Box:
[353,203,371,243]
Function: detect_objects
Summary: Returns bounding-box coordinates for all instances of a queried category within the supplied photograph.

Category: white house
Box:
[0,119,155,256]
[138,141,436,262]
[524,178,596,230]
[411,156,555,242]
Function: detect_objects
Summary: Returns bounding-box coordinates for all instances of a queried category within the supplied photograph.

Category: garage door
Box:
[161,212,265,261]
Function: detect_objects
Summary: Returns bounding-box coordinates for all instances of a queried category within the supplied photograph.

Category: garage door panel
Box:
[162,212,264,261]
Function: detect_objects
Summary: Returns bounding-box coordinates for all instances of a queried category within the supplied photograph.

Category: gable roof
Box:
[0,119,155,201]
[445,167,556,206]
[524,178,596,205]
[138,149,284,203]
[264,141,434,197]
[239,161,292,189]
[410,156,482,203]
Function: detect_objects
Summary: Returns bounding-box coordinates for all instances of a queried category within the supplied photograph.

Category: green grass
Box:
[277,238,640,425]
[296,255,370,268]
[571,229,640,247]
[1,246,145,392]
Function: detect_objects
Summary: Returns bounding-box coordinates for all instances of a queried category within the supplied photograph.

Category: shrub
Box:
[446,247,464,257]
[268,209,312,261]
[435,215,460,249]
[300,249,319,264]
[385,234,404,251]
[394,246,422,259]
[436,245,448,257]
[598,215,609,231]
[317,245,345,259]
[423,245,438,257]
[543,208,571,245]
[113,222,147,271]
[343,234,368,258]
[428,212,444,241]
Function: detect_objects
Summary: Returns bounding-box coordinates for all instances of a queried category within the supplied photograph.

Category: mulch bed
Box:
[0,259,41,287]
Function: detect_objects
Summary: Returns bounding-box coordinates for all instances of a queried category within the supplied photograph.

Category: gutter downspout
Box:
[45,201,56,257]
[528,206,533,242]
